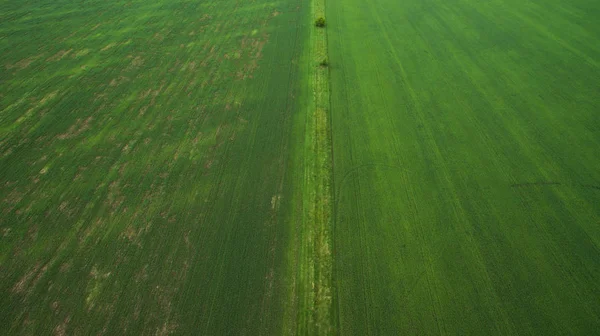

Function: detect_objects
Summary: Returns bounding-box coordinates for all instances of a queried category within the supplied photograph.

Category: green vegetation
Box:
[294,0,333,334]
[2,0,600,334]
[0,0,310,334]
[315,17,327,28]
[328,0,600,333]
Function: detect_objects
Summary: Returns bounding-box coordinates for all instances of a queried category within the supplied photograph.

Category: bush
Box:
[319,58,329,67]
[315,17,326,28]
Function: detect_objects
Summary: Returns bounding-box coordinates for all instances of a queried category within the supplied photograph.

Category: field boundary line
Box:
[297,0,335,332]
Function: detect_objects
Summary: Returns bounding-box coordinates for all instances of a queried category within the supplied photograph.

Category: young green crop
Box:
[328,0,600,333]
[0,0,310,334]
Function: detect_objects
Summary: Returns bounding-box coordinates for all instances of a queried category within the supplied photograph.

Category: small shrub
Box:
[319,58,329,67]
[315,17,326,28]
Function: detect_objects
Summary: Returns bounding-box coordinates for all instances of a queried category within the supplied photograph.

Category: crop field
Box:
[2,0,600,334]
[0,0,311,334]
[328,0,600,334]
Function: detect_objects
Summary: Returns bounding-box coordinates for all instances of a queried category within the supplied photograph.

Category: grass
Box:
[294,0,334,333]
[328,0,600,334]
[2,0,600,334]
[0,0,309,334]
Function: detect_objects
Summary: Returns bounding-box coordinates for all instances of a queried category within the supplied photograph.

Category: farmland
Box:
[0,0,310,334]
[328,0,600,334]
[2,0,600,334]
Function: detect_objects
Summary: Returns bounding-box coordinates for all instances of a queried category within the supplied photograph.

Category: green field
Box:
[328,0,600,333]
[1,0,600,334]
[0,0,311,334]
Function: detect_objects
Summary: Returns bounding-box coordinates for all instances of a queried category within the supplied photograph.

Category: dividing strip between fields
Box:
[297,0,335,333]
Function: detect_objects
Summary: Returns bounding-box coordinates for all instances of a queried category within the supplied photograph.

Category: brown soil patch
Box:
[184,230,191,248]
[271,194,282,210]
[6,56,39,70]
[53,316,71,336]
[30,264,49,291]
[134,265,148,284]
[106,181,124,214]
[51,301,60,314]
[47,49,73,62]
[204,159,214,170]
[59,262,72,273]
[139,89,153,100]
[57,116,93,140]
[3,189,24,207]
[109,76,130,87]
[12,263,41,294]
[121,225,137,240]
[79,217,105,245]
[138,105,149,117]
[101,43,117,52]
[75,49,91,58]
[130,56,144,67]
[2,227,11,237]
[120,225,142,247]
[2,188,27,214]
[192,132,203,145]
[157,321,178,336]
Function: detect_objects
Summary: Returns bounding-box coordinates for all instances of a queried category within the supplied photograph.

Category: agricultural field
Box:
[0,0,311,334]
[2,0,600,334]
[328,0,600,334]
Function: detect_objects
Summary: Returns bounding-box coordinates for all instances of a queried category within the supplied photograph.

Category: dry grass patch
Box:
[12,263,41,294]
[101,43,117,51]
[6,56,39,70]
[53,316,71,336]
[75,49,91,57]
[57,116,93,140]
[47,49,73,62]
